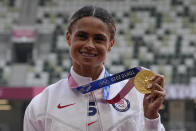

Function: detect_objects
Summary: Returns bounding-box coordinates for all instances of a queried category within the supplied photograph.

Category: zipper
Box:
[91,92,103,131]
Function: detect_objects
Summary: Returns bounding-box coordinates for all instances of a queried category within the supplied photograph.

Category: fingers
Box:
[145,83,166,102]
[152,83,164,91]
[149,95,164,109]
[144,90,166,110]
[150,83,166,97]
[152,90,166,107]
[148,74,164,90]
[152,88,166,99]
[144,90,166,102]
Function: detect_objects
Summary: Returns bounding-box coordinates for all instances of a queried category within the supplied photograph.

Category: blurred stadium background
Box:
[0,0,196,130]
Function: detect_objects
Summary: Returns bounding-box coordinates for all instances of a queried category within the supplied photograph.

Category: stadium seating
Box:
[0,0,196,99]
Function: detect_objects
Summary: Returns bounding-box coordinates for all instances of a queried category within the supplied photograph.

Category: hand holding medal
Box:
[134,69,166,119]
[134,70,156,94]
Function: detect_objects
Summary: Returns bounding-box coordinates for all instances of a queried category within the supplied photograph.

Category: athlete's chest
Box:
[45,89,140,131]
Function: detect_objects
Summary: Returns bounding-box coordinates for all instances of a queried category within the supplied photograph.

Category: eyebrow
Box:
[75,30,107,38]
[94,34,107,39]
[75,30,88,35]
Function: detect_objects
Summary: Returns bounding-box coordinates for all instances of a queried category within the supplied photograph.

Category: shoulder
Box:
[25,78,69,117]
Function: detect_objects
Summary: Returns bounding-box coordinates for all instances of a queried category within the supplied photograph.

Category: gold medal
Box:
[134,70,156,94]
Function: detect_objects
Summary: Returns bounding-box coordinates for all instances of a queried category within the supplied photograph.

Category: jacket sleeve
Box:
[144,114,165,131]
[23,97,45,131]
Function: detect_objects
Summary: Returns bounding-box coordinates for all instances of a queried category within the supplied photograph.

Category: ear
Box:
[66,32,71,46]
[108,39,115,52]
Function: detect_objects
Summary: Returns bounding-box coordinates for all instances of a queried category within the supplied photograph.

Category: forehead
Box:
[71,16,111,36]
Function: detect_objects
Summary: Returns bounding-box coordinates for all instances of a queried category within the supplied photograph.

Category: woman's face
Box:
[66,16,115,69]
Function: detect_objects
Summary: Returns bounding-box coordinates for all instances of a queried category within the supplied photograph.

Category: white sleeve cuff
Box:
[144,114,161,130]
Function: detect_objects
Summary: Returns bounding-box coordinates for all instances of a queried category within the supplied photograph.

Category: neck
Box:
[73,64,103,80]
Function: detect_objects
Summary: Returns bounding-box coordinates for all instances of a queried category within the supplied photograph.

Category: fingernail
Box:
[150,76,156,81]
[147,84,152,89]
[146,95,151,100]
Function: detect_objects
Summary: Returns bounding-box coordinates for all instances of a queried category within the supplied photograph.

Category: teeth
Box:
[81,52,96,57]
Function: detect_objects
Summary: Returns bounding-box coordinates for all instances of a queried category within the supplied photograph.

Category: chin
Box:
[81,62,101,67]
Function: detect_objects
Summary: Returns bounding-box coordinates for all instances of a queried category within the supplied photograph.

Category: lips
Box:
[80,51,97,57]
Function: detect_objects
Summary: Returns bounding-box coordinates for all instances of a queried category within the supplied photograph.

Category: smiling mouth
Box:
[80,52,97,57]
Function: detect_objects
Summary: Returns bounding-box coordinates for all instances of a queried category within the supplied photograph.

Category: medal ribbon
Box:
[68,67,141,104]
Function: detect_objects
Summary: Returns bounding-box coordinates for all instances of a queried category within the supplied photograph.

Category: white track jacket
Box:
[24,67,165,131]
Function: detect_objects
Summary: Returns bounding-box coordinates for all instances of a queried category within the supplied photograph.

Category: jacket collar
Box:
[70,65,106,87]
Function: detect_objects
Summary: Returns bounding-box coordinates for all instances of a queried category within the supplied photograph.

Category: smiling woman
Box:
[23,5,166,131]
[66,16,115,80]
[65,5,116,81]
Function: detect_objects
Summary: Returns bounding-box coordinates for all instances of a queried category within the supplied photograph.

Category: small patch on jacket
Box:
[112,98,130,112]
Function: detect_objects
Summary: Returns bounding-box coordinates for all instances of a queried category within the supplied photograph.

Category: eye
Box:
[94,35,106,43]
[76,32,87,40]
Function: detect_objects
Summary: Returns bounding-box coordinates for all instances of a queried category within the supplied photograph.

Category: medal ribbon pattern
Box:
[68,67,155,104]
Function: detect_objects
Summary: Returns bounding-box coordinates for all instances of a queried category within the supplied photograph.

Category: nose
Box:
[84,39,95,49]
